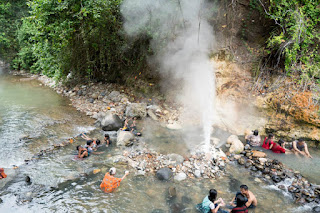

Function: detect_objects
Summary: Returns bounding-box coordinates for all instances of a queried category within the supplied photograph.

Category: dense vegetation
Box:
[0,0,319,87]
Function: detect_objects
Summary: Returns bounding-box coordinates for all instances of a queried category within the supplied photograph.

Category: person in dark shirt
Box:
[230,193,248,213]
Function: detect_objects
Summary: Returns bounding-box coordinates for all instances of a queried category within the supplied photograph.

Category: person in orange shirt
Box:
[0,168,7,179]
[100,168,129,193]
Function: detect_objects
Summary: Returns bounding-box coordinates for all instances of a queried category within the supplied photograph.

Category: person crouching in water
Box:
[0,168,7,179]
[198,189,226,213]
[246,130,261,147]
[262,133,274,150]
[291,138,312,158]
[76,145,88,158]
[100,168,129,193]
[230,185,257,209]
[230,193,248,213]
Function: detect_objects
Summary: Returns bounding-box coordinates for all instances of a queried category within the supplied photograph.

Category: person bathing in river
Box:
[81,133,100,149]
[230,185,257,209]
[0,168,7,179]
[230,193,248,213]
[290,138,312,158]
[103,134,112,147]
[197,189,227,213]
[130,117,143,136]
[100,167,129,193]
[76,145,88,158]
[246,130,261,147]
[269,139,286,154]
[262,133,274,150]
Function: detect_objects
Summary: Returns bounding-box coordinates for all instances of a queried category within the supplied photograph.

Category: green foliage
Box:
[12,0,149,82]
[266,0,320,82]
[0,0,27,63]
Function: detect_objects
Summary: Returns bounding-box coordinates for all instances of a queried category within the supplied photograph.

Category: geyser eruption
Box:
[121,0,215,150]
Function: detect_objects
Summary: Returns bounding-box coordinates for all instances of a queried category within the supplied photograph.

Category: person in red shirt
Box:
[0,168,7,179]
[100,168,129,193]
[269,139,286,153]
[231,193,248,213]
[262,133,274,150]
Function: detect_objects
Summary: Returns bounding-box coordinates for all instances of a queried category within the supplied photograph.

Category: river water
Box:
[0,66,318,212]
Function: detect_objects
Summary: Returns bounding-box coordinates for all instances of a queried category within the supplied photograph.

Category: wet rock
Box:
[262,167,270,175]
[156,168,173,181]
[170,203,185,213]
[305,197,314,203]
[238,157,245,165]
[258,158,268,165]
[125,103,147,118]
[25,176,31,184]
[272,175,281,183]
[245,162,252,168]
[244,144,251,150]
[0,198,2,204]
[168,186,177,198]
[89,98,94,103]
[278,185,286,190]
[251,166,258,172]
[238,158,245,165]
[147,109,158,121]
[117,131,135,146]
[100,112,122,131]
[255,164,264,171]
[174,172,187,181]
[313,206,320,212]
[135,170,146,176]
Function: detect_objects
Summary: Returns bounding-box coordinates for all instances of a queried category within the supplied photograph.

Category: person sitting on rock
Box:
[100,167,129,193]
[230,193,248,213]
[76,145,88,158]
[245,130,261,147]
[262,133,274,150]
[0,168,7,179]
[230,185,257,209]
[290,138,312,158]
[269,139,286,154]
[103,134,112,147]
[120,118,131,131]
[197,189,226,213]
[130,117,143,136]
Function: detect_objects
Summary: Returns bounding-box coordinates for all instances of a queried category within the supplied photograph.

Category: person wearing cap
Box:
[0,168,7,179]
[246,130,261,147]
[100,168,129,193]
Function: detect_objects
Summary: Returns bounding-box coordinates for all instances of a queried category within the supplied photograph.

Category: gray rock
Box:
[92,93,99,99]
[125,103,147,118]
[194,170,201,178]
[116,130,135,146]
[313,206,320,212]
[147,109,158,121]
[89,98,94,103]
[167,154,184,165]
[109,91,121,102]
[135,170,146,176]
[77,90,83,96]
[174,172,187,181]
[100,112,122,131]
[156,168,173,181]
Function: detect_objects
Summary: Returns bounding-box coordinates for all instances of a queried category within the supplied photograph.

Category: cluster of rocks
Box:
[228,144,320,207]
[36,75,182,128]
[111,146,228,181]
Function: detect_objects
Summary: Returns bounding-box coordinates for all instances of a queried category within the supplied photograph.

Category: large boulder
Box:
[125,103,147,118]
[227,135,244,153]
[100,112,122,131]
[156,168,173,181]
[117,131,135,146]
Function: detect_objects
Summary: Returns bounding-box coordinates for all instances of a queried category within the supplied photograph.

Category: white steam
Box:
[121,0,216,150]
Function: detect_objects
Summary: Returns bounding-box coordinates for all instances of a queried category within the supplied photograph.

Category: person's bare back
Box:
[247,190,257,207]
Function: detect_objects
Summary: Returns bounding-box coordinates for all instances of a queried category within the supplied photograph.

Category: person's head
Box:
[104,134,109,139]
[109,167,116,175]
[208,189,217,202]
[268,133,274,139]
[76,145,81,151]
[278,139,284,146]
[87,140,93,146]
[298,138,305,143]
[236,193,247,207]
[253,130,259,136]
[240,185,249,195]
[96,139,101,145]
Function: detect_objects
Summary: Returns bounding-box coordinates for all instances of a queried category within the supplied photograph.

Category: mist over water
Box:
[121,0,216,150]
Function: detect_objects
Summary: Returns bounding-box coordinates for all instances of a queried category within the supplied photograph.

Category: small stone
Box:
[89,98,94,103]
[194,170,201,178]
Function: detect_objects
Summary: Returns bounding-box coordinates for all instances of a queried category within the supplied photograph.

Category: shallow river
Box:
[0,66,318,212]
